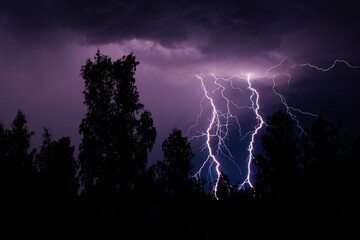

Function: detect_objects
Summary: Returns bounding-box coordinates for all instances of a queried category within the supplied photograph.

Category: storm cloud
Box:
[1,0,359,61]
[0,0,359,170]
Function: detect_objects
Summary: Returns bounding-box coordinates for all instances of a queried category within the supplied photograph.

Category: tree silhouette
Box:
[254,110,302,198]
[152,128,196,199]
[78,50,156,198]
[0,111,36,198]
[5,110,35,173]
[300,116,347,202]
[216,173,237,200]
[346,127,360,193]
[35,128,79,201]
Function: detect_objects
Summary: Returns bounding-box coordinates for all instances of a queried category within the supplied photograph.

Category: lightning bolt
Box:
[238,73,265,190]
[297,59,360,72]
[192,75,222,200]
[188,58,359,199]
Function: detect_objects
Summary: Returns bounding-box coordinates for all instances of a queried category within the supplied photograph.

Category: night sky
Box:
[1,0,359,183]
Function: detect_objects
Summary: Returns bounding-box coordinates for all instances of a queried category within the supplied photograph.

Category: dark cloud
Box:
[1,0,359,61]
[0,0,359,172]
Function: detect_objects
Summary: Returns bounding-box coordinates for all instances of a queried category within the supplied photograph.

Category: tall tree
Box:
[0,110,36,199]
[78,51,156,197]
[304,117,345,197]
[254,110,302,198]
[153,128,195,199]
[5,110,35,173]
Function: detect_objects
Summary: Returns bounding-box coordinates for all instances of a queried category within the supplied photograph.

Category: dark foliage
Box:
[150,128,206,200]
[0,111,80,239]
[253,110,358,239]
[35,128,79,201]
[0,111,36,199]
[78,50,156,198]
[254,110,303,198]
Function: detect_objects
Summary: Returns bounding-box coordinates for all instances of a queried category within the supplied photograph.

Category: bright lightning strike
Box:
[193,75,222,200]
[238,73,265,190]
[188,58,359,199]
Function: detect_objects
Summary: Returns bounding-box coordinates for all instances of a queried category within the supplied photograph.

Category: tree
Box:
[153,128,196,199]
[0,123,6,168]
[2,111,35,176]
[5,110,35,173]
[346,127,360,192]
[216,173,237,200]
[254,110,302,198]
[78,51,156,197]
[0,110,36,200]
[35,128,79,201]
[304,117,345,197]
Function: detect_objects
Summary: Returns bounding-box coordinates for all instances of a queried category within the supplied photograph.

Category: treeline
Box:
[1,51,358,239]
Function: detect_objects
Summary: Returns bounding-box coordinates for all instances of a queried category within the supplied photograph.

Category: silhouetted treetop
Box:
[307,116,343,168]
[4,110,35,173]
[162,128,194,179]
[152,128,197,199]
[78,50,156,197]
[254,110,302,198]
[35,128,79,199]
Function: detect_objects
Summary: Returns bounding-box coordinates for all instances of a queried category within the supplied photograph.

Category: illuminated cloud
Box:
[0,0,359,171]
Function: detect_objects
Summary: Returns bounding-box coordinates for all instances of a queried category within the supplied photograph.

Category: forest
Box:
[1,51,358,239]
